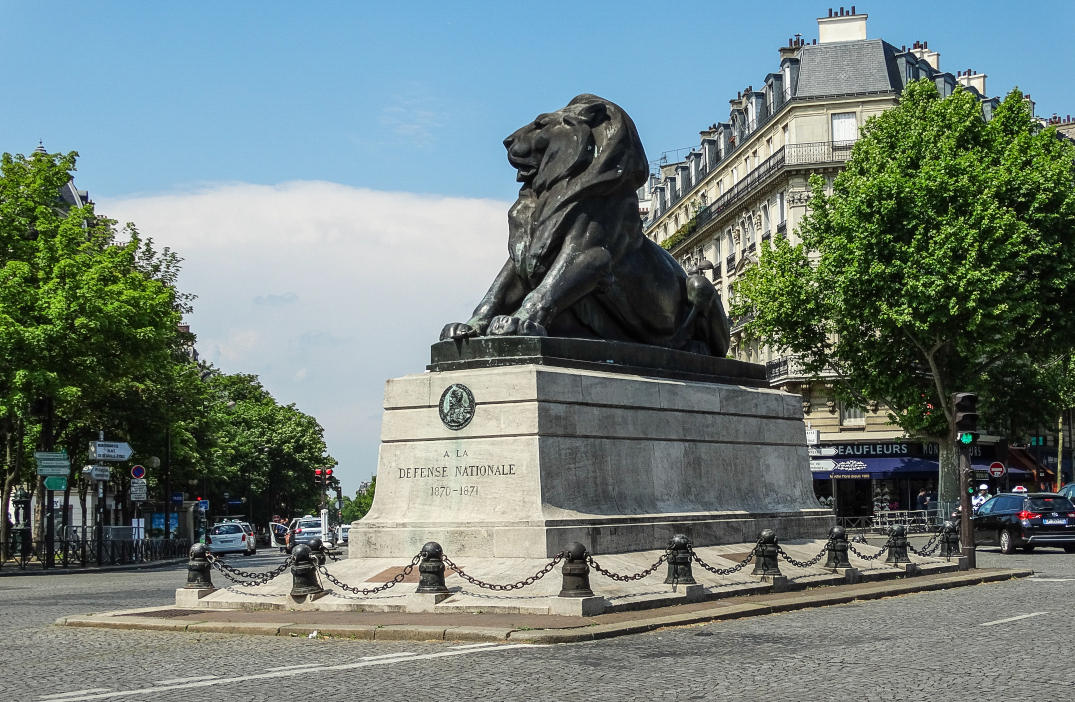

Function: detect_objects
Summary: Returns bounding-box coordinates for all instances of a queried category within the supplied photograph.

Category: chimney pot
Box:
[923,41,928,49]
[840,6,845,16]
[851,5,855,13]
[812,38,816,44]
[828,8,833,17]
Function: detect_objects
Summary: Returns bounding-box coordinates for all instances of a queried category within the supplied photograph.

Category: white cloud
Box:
[101,182,509,492]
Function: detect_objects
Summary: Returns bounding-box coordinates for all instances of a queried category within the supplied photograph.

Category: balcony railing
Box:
[786,140,855,165]
[766,355,808,383]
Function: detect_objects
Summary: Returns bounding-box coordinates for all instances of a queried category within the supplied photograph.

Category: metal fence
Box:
[2,532,190,570]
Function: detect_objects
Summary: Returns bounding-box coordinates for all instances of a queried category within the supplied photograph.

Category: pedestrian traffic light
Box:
[1030,435,1046,446]
[952,392,978,445]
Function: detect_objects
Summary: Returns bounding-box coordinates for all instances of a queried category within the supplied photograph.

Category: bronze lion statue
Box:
[440,94,730,357]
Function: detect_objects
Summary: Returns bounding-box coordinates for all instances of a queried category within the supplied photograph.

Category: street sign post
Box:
[807,447,838,457]
[88,441,133,462]
[131,465,146,479]
[43,476,67,491]
[196,500,209,512]
[988,461,1006,478]
[89,465,111,481]
[810,459,837,472]
[130,478,148,501]
[171,492,184,505]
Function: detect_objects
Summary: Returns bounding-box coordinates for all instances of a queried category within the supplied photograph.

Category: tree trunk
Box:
[938,438,960,509]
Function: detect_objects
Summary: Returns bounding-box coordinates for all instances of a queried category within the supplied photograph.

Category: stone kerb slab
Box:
[352,364,832,559]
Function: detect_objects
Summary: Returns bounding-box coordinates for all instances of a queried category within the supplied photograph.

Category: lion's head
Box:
[503,94,648,198]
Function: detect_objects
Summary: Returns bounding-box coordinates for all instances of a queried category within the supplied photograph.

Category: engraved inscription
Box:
[395,453,517,497]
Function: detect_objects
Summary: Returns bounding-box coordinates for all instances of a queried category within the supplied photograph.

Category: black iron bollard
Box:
[664,533,697,585]
[185,543,214,589]
[751,529,782,576]
[308,537,327,565]
[823,526,852,569]
[940,521,961,558]
[416,541,449,594]
[558,542,594,598]
[290,544,324,596]
[885,524,911,564]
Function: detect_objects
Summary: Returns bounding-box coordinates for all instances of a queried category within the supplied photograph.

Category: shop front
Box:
[810,441,1030,520]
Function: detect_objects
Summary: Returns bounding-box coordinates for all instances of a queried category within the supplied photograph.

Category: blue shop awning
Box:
[813,457,937,479]
[811,456,1031,479]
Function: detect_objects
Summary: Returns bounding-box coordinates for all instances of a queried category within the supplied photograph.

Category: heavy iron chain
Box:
[776,544,828,569]
[206,553,293,587]
[322,549,344,563]
[689,545,756,576]
[442,553,564,591]
[906,531,943,557]
[585,552,668,582]
[317,553,422,596]
[847,541,889,562]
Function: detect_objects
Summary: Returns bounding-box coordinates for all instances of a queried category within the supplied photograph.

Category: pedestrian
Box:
[971,483,990,511]
[916,488,928,512]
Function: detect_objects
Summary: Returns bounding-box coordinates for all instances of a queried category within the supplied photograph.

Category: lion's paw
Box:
[488,316,548,337]
[439,322,478,341]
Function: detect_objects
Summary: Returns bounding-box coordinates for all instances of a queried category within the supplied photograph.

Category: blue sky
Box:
[2,1,1072,494]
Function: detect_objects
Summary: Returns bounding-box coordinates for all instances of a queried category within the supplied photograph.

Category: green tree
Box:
[341,477,376,523]
[733,81,1075,505]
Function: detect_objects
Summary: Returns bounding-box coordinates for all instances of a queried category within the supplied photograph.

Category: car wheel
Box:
[999,529,1015,554]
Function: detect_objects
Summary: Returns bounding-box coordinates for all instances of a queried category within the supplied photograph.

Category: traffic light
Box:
[1030,435,1046,446]
[952,392,978,445]
[314,467,333,485]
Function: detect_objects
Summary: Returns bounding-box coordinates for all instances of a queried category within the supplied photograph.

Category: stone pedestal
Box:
[351,340,832,560]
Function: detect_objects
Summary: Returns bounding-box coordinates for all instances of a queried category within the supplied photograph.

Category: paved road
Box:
[1,545,1072,702]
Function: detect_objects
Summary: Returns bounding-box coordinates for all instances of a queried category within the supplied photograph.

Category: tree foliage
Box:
[341,477,376,523]
[733,81,1075,501]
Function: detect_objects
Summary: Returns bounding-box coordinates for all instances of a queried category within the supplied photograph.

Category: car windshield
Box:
[1027,497,1075,512]
[298,520,321,529]
[211,524,242,535]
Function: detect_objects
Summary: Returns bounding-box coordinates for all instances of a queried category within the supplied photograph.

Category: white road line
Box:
[39,691,113,700]
[1029,577,1075,582]
[49,644,544,701]
[359,652,418,661]
[264,663,329,672]
[979,611,1049,627]
[450,642,501,650]
[153,675,218,685]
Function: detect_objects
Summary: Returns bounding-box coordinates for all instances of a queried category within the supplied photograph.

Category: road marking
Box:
[153,676,218,685]
[450,642,501,650]
[264,663,330,672]
[49,644,544,700]
[359,652,418,661]
[1028,577,1075,582]
[39,691,113,700]
[979,611,1048,627]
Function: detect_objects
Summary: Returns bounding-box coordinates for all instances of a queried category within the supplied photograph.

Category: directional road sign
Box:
[89,441,133,462]
[35,451,70,476]
[43,476,68,491]
[89,465,111,481]
[807,447,838,457]
[196,500,209,512]
[988,461,1006,478]
[810,459,836,472]
[129,478,148,501]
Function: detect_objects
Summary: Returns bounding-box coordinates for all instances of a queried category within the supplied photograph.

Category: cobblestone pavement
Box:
[1,545,1072,701]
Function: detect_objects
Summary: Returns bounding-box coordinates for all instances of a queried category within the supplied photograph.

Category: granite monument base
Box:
[351,347,832,560]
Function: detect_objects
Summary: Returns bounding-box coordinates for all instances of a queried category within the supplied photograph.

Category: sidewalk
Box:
[58,567,1030,643]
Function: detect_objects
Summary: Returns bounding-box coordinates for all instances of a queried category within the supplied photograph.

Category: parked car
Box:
[237,521,257,555]
[207,522,254,556]
[1058,482,1075,502]
[285,516,332,553]
[971,492,1075,554]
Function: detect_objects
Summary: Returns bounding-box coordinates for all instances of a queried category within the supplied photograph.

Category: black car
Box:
[972,492,1075,554]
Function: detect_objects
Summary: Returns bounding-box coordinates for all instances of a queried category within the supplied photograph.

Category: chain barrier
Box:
[323,549,344,562]
[776,544,828,569]
[585,552,668,582]
[442,553,564,591]
[906,531,943,557]
[689,546,756,576]
[317,553,421,596]
[847,541,889,562]
[206,552,293,587]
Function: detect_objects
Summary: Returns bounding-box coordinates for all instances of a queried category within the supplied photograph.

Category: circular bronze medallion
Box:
[438,383,475,430]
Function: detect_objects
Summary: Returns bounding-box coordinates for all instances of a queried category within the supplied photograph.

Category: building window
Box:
[761,204,770,235]
[766,137,773,157]
[831,112,858,145]
[841,402,865,426]
[732,167,738,183]
[777,191,786,224]
[782,123,789,147]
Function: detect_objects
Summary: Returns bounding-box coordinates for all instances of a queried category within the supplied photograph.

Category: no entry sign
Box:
[988,461,1006,478]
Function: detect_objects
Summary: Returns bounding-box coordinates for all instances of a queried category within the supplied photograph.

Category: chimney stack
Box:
[956,69,987,96]
[818,8,867,43]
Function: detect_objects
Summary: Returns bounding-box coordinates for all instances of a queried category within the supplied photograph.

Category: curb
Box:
[58,567,1032,643]
[0,557,186,577]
